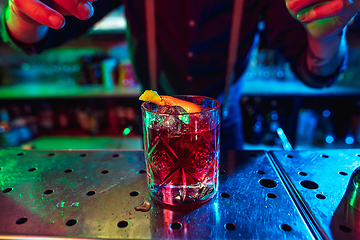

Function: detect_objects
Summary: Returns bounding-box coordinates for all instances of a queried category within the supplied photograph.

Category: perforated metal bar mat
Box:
[271,149,360,240]
[0,150,312,239]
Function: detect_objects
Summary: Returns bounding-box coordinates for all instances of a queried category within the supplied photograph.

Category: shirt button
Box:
[187,51,194,58]
[187,75,193,81]
[188,20,196,27]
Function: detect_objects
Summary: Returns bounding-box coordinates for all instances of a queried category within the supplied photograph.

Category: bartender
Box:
[0,0,357,151]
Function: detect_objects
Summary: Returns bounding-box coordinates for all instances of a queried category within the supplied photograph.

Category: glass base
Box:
[149,181,217,207]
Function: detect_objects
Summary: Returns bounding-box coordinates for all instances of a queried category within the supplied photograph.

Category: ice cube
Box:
[157,105,187,115]
[162,115,185,134]
[155,105,188,134]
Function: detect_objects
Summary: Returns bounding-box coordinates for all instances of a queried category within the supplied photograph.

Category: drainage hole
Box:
[17,152,25,156]
[286,154,293,159]
[225,223,236,231]
[16,217,28,225]
[321,154,329,158]
[2,187,13,193]
[43,189,54,195]
[113,154,120,158]
[267,193,277,199]
[138,169,146,174]
[130,191,139,197]
[339,225,352,233]
[316,194,326,200]
[28,167,37,172]
[280,224,292,231]
[80,153,87,157]
[300,180,319,190]
[48,153,55,157]
[64,168,73,173]
[117,221,128,228]
[220,192,230,198]
[257,170,265,175]
[259,179,277,188]
[170,222,182,230]
[66,219,78,227]
[86,190,96,196]
[219,170,226,175]
[299,172,308,176]
[339,171,348,176]
[101,169,110,174]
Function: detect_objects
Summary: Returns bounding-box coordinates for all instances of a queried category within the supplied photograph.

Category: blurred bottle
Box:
[263,100,281,146]
[313,109,335,147]
[0,107,34,147]
[0,109,11,134]
[22,103,39,139]
[296,109,318,148]
[118,61,137,88]
[57,105,70,129]
[251,114,264,144]
[241,97,264,144]
[80,53,107,85]
[38,102,54,131]
[76,106,99,135]
[0,109,13,147]
[101,58,119,89]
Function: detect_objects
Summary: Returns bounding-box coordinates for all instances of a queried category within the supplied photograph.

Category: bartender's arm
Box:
[4,0,95,44]
[285,0,359,77]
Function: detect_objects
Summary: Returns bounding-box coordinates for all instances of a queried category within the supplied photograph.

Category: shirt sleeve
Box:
[0,1,122,55]
[293,43,347,88]
[262,0,347,88]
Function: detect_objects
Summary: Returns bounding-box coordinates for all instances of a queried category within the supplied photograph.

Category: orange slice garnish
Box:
[160,95,201,113]
[139,90,165,106]
[139,90,201,113]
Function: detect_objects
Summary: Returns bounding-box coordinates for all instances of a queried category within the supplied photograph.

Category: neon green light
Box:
[123,127,131,136]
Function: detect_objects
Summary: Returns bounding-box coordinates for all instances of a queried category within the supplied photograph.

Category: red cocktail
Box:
[141,95,220,207]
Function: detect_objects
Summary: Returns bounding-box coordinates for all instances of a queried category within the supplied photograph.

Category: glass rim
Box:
[141,95,221,115]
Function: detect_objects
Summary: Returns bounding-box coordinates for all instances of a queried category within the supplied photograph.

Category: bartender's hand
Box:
[285,0,359,40]
[6,0,95,44]
[285,0,359,78]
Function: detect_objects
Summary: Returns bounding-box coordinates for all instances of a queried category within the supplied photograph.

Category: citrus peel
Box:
[139,90,165,105]
[139,90,201,113]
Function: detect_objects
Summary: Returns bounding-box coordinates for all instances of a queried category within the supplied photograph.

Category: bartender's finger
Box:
[39,0,71,16]
[10,0,66,29]
[52,0,94,20]
[285,0,322,11]
[296,1,345,22]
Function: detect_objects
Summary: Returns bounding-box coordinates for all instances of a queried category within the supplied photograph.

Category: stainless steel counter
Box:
[0,149,359,239]
[272,150,360,240]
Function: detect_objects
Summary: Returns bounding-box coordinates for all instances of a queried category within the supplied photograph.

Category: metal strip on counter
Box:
[268,151,328,240]
[0,149,312,239]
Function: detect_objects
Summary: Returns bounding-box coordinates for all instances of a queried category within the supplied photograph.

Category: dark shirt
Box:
[1,0,344,98]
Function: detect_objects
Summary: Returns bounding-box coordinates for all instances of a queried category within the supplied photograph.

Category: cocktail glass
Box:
[141,95,220,207]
